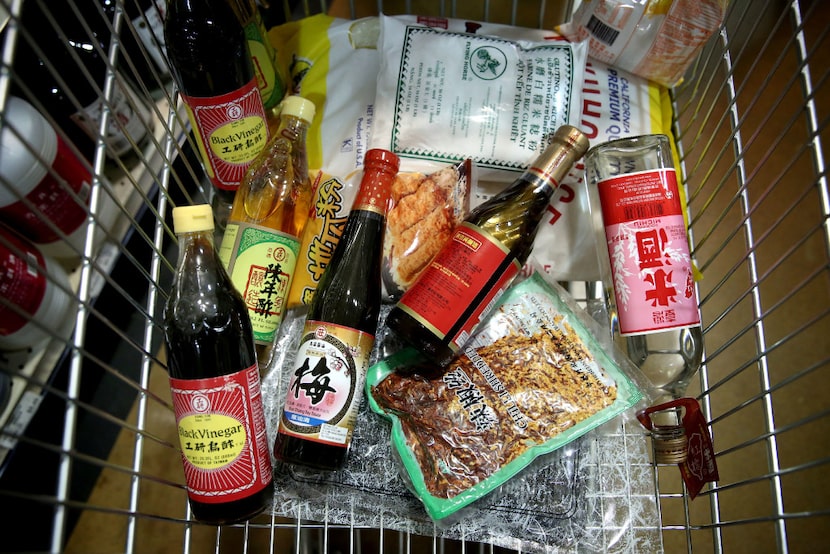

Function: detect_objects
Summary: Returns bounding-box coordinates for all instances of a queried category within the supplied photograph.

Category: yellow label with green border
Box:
[219,222,301,344]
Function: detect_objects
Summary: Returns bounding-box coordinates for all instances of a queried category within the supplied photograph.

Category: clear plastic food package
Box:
[558,0,728,87]
[382,159,473,299]
[366,270,650,520]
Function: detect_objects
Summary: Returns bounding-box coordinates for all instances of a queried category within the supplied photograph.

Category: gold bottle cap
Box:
[279,95,316,124]
[172,204,215,234]
[531,125,590,185]
[552,124,590,158]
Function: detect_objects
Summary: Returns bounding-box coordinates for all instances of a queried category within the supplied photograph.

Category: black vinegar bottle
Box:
[386,125,590,367]
[164,0,271,229]
[273,148,401,471]
[163,204,273,524]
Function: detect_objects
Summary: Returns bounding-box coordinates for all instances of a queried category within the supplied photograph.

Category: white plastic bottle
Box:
[0,225,77,352]
[584,134,703,399]
[0,96,93,261]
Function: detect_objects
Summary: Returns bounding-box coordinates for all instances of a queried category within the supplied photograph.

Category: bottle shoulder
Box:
[306,212,384,330]
[468,179,551,225]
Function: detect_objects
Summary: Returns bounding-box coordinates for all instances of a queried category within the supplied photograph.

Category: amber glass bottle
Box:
[273,149,400,470]
[218,96,316,371]
[385,125,590,367]
[163,204,272,524]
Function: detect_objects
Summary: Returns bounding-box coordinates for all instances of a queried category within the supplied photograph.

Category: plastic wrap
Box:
[261,261,661,551]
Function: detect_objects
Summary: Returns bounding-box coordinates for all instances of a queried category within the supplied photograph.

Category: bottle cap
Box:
[279,95,316,124]
[552,125,590,158]
[364,148,400,172]
[172,204,215,234]
[0,97,57,207]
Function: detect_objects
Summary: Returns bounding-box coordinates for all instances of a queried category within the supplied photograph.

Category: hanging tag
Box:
[637,397,719,499]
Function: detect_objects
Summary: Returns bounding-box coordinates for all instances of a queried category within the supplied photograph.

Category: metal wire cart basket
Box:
[0,0,827,552]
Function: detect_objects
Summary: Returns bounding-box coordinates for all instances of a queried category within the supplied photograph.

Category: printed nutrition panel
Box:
[392,26,576,171]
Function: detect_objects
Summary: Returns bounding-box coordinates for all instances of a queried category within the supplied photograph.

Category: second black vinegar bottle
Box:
[273,149,401,471]
[385,125,590,367]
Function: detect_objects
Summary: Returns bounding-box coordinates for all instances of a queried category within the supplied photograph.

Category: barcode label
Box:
[624,203,665,220]
[587,15,620,45]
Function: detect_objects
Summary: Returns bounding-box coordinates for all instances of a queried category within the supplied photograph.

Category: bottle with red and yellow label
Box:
[273,149,400,471]
[385,125,590,367]
[164,0,271,226]
[163,204,272,524]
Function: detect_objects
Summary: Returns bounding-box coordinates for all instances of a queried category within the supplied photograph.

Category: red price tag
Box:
[638,397,719,499]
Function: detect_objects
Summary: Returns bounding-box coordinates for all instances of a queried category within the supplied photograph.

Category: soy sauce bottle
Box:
[163,204,272,524]
[273,149,400,471]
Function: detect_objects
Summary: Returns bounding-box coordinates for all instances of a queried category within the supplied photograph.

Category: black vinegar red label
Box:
[279,320,375,447]
[169,365,272,504]
[396,221,521,351]
[181,78,270,191]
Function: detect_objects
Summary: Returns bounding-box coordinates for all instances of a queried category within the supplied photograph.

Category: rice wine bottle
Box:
[385,125,590,367]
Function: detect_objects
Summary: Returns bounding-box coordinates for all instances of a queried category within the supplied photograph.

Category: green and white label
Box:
[219,222,301,344]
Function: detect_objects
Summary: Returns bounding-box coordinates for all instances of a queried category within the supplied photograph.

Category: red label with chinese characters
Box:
[637,397,719,500]
[0,231,47,335]
[597,168,700,335]
[181,79,269,191]
[396,222,521,351]
[681,399,720,499]
[169,365,272,504]
[0,137,90,244]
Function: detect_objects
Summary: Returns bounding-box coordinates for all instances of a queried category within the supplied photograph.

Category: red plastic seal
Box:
[638,397,719,499]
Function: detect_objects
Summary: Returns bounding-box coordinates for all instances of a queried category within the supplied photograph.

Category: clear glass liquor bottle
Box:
[583,134,703,399]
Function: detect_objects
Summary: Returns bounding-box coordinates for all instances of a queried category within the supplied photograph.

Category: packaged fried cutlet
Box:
[286,160,472,308]
[366,270,649,521]
[382,159,473,299]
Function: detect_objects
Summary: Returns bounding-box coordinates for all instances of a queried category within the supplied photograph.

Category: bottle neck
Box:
[530,145,577,184]
[276,115,309,145]
[521,142,582,196]
[176,229,216,262]
[351,163,398,216]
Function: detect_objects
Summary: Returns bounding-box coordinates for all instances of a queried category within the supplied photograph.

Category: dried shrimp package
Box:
[366,271,648,521]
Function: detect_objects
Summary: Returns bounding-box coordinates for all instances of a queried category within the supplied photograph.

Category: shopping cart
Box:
[0,0,827,552]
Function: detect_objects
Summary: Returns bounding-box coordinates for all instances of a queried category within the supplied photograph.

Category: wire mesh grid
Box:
[0,0,827,552]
